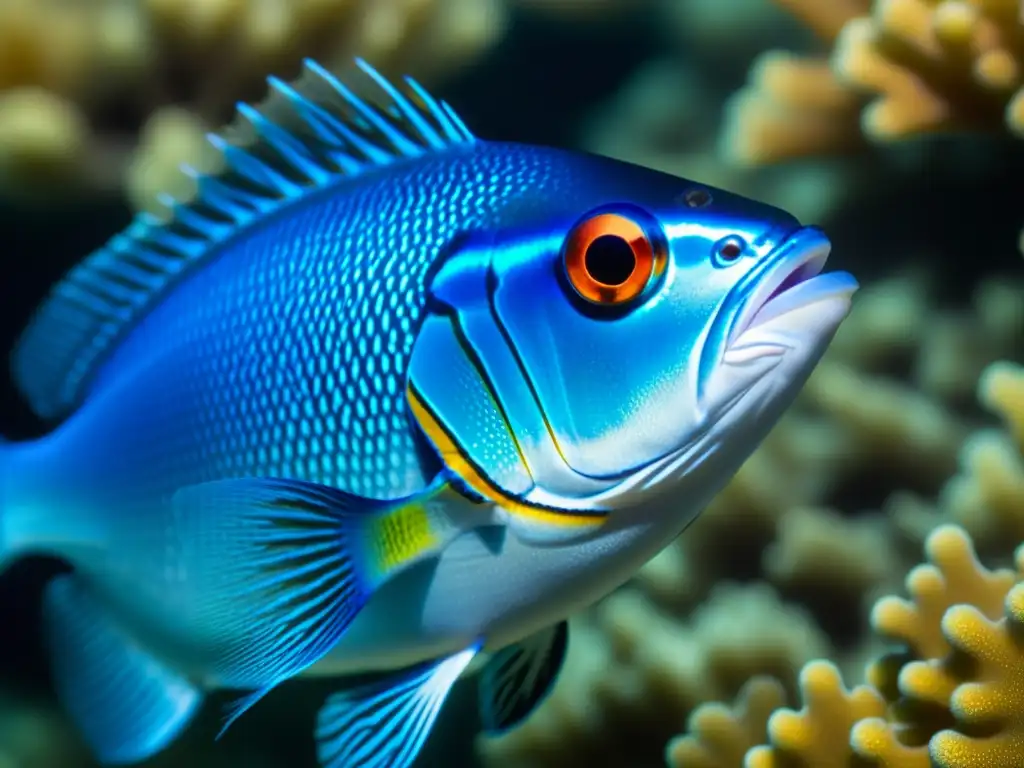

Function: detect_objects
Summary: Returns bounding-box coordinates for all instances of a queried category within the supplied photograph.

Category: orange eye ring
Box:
[563,212,664,306]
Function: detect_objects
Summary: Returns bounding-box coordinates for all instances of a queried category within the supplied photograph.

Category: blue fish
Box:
[0,59,857,767]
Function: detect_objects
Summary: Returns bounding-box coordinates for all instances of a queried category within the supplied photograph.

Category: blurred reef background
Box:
[0,1,1022,766]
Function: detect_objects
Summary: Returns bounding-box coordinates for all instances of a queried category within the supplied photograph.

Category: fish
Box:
[0,58,857,768]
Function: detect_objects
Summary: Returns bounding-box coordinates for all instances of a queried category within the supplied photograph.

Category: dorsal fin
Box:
[11,58,476,422]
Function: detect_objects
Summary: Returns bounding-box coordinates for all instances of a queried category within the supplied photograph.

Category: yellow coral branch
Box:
[938,362,1024,547]
[725,0,1024,164]
[869,524,1016,662]
[669,523,1024,768]
[720,51,866,165]
[746,660,887,768]
[0,0,507,208]
[980,362,1024,448]
[666,677,786,768]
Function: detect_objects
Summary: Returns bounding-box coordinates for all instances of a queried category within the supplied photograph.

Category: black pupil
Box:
[585,235,636,286]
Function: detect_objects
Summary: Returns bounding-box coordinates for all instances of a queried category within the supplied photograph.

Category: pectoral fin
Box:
[43,576,203,764]
[316,643,481,768]
[169,476,470,697]
[478,621,568,734]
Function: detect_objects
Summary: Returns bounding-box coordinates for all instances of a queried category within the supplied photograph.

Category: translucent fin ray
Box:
[43,576,203,764]
[11,58,476,421]
[168,477,389,691]
[316,643,480,768]
[479,621,568,734]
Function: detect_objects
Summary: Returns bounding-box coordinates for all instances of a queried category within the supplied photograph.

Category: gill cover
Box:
[406,228,611,544]
[407,190,805,540]
[407,204,686,540]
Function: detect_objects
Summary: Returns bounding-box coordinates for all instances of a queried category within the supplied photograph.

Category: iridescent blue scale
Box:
[0,58,856,768]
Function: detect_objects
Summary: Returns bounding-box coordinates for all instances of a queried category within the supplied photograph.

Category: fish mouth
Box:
[724,227,858,361]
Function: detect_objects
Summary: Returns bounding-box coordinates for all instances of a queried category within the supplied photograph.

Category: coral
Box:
[763,507,898,623]
[834,0,1024,141]
[477,584,829,768]
[801,359,964,488]
[893,361,1024,552]
[913,281,1024,404]
[983,361,1024,446]
[665,677,787,768]
[620,264,1023,768]
[580,0,870,226]
[927,585,1024,766]
[668,662,887,768]
[827,270,1024,400]
[0,0,507,209]
[667,663,887,768]
[668,525,1024,768]
[719,1,869,165]
[582,55,860,225]
[724,0,1024,165]
[0,88,90,191]
[747,661,887,768]
[852,570,1024,768]
[866,524,1016,698]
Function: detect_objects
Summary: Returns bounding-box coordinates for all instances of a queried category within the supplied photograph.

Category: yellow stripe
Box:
[406,385,605,527]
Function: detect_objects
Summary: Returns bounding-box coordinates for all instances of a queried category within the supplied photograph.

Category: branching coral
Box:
[851,554,1024,767]
[763,507,899,627]
[719,0,870,165]
[665,677,786,768]
[535,262,1021,768]
[926,585,1024,766]
[477,584,829,768]
[0,0,507,210]
[749,661,887,768]
[724,0,1024,165]
[667,662,887,768]
[834,0,1024,141]
[869,524,1016,673]
[669,524,1024,768]
[582,54,861,226]
[892,361,1024,553]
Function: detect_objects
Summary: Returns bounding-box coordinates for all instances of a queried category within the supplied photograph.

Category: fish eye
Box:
[682,188,712,208]
[714,235,746,264]
[563,211,666,306]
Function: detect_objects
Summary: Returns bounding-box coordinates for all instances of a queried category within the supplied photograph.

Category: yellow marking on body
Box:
[406,385,605,527]
[368,502,440,575]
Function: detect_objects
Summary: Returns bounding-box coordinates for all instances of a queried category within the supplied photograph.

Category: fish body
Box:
[0,60,856,768]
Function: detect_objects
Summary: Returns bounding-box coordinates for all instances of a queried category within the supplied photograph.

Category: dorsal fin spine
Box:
[267,79,365,175]
[238,103,332,185]
[312,59,421,159]
[359,60,441,149]
[11,58,477,421]
[405,78,449,140]
[210,134,297,197]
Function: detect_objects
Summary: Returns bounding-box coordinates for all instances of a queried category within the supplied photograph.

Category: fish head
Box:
[407,156,857,540]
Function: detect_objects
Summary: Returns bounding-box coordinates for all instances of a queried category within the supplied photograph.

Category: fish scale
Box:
[0,59,857,768]
[87,146,564,498]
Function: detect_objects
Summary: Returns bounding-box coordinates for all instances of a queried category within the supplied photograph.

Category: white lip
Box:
[724,242,858,366]
[728,240,831,347]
